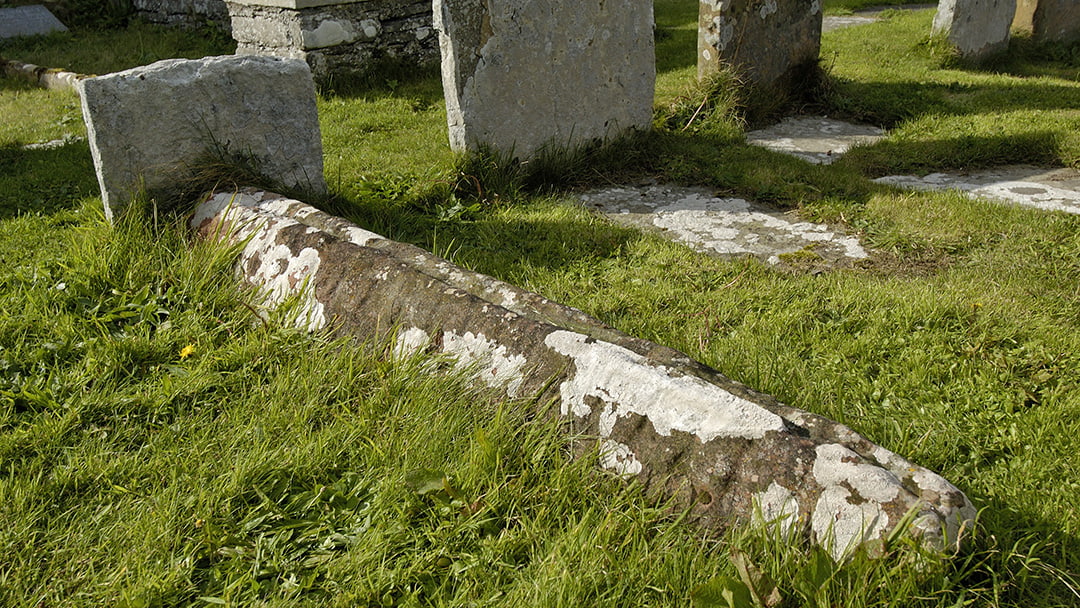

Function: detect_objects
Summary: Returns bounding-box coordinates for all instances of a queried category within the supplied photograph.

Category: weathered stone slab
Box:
[435,0,655,159]
[77,55,326,220]
[932,0,1016,60]
[226,0,438,82]
[0,5,67,39]
[1013,0,1080,43]
[698,0,822,95]
[191,187,976,560]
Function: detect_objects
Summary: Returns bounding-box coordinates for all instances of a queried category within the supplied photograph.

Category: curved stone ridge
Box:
[192,188,976,560]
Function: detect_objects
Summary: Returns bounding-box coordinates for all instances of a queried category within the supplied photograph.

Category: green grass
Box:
[2,7,1080,608]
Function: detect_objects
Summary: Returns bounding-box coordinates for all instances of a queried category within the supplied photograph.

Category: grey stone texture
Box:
[0,5,67,39]
[133,0,231,31]
[1013,0,1080,43]
[932,0,1016,60]
[77,55,326,220]
[226,0,438,82]
[192,187,976,560]
[435,0,655,159]
[698,0,823,95]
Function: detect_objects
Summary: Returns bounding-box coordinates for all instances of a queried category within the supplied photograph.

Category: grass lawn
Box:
[2,3,1079,607]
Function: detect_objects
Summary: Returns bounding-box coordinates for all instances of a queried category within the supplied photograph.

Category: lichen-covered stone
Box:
[932,0,1016,60]
[77,55,325,220]
[192,188,976,559]
[226,0,438,82]
[1013,0,1080,43]
[697,0,822,95]
[435,0,655,159]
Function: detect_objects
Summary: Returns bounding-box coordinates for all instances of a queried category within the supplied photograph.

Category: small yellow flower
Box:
[179,344,196,360]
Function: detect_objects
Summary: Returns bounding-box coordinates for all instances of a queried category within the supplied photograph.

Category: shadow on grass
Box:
[825,77,1080,127]
[838,130,1062,176]
[0,142,97,219]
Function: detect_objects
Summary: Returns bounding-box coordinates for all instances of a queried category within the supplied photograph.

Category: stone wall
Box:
[226,0,438,82]
[133,0,231,31]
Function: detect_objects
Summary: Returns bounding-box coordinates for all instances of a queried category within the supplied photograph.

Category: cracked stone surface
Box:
[876,165,1080,214]
[579,184,869,266]
[746,116,884,164]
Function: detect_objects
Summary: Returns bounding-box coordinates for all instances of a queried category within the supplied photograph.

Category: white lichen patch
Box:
[442,331,527,398]
[812,485,889,562]
[875,172,1080,215]
[753,481,800,538]
[579,185,868,264]
[745,116,884,165]
[599,439,644,477]
[393,327,432,359]
[810,443,907,560]
[544,330,786,441]
[814,444,902,503]
[193,191,326,331]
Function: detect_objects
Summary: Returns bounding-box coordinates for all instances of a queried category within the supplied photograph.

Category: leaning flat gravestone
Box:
[78,55,326,220]
[0,5,67,39]
[435,0,655,159]
[1013,0,1080,43]
[698,0,822,95]
[932,0,1016,60]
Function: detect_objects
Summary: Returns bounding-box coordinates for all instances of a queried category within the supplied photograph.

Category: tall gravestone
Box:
[1013,0,1080,43]
[77,55,326,220]
[697,0,822,96]
[932,0,1016,60]
[435,0,655,159]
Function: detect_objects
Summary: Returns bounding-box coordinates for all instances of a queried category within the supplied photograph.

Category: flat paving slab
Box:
[579,184,869,267]
[746,116,884,165]
[0,5,66,39]
[876,165,1080,214]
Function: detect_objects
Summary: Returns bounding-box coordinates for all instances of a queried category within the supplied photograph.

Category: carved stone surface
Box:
[191,188,976,560]
[77,56,325,220]
[226,0,438,82]
[932,0,1016,59]
[1013,0,1080,43]
[697,0,822,95]
[435,0,655,159]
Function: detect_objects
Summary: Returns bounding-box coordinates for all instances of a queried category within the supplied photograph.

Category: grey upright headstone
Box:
[932,0,1016,60]
[0,5,67,39]
[77,55,327,220]
[435,0,655,160]
[698,0,823,96]
[1013,0,1080,43]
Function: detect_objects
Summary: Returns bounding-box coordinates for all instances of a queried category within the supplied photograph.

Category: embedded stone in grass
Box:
[578,184,869,267]
[745,116,885,165]
[0,5,67,39]
[874,165,1080,214]
[931,0,1015,60]
[434,0,655,159]
[697,0,822,96]
[77,55,326,220]
[192,187,976,560]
